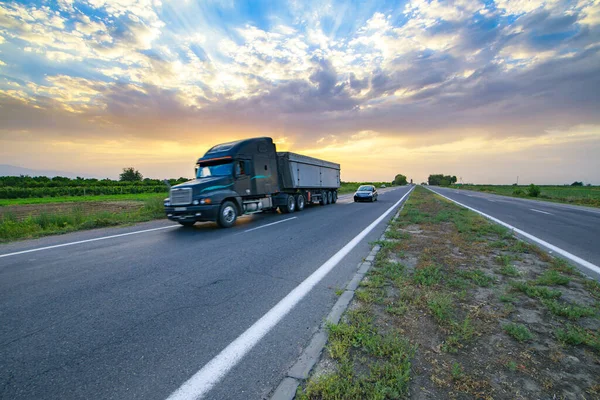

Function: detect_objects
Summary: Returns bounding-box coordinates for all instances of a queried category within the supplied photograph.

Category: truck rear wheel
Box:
[327,191,333,204]
[321,191,329,205]
[332,191,337,203]
[281,195,296,213]
[217,201,238,228]
[295,194,305,211]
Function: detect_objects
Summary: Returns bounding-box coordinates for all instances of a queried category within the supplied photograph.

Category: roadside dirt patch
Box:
[1,201,144,220]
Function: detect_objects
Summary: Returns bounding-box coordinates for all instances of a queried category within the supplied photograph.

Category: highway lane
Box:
[0,186,411,400]
[428,186,600,279]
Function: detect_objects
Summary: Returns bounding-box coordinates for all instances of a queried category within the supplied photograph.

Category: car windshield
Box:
[196,162,232,178]
[358,186,373,191]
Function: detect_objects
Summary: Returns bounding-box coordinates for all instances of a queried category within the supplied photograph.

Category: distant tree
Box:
[527,184,541,197]
[119,167,143,182]
[571,181,583,186]
[393,174,408,186]
[428,174,456,186]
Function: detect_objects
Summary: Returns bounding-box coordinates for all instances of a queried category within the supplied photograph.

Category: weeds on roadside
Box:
[541,299,597,320]
[503,323,533,342]
[555,324,600,352]
[510,281,562,299]
[535,270,571,286]
[414,265,443,286]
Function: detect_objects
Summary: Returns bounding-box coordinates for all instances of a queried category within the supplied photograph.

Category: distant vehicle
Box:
[380,184,386,188]
[164,137,341,227]
[354,185,378,202]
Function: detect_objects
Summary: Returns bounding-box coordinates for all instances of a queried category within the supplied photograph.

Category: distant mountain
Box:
[0,164,98,178]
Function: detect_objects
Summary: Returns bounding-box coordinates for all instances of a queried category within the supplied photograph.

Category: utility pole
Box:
[517,176,519,185]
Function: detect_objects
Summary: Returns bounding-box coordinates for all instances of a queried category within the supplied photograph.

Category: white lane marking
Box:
[487,199,496,202]
[242,217,297,233]
[0,225,179,259]
[427,188,600,276]
[166,187,414,400]
[530,208,553,215]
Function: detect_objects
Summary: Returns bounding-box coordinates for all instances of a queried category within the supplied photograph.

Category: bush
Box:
[526,184,541,197]
[512,188,524,196]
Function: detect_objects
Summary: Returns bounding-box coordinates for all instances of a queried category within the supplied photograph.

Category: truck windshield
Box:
[196,162,233,178]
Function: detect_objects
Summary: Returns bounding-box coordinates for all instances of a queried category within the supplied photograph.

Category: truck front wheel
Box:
[281,195,296,213]
[217,201,238,228]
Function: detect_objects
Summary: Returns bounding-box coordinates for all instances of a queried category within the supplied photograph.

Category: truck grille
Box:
[170,188,192,205]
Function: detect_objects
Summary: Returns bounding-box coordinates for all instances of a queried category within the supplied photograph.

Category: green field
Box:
[452,185,600,208]
[0,192,168,207]
[0,196,165,243]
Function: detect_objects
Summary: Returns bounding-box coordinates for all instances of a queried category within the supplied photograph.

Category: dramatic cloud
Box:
[0,0,599,182]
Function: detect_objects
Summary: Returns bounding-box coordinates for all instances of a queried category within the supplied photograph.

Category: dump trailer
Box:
[164,137,341,227]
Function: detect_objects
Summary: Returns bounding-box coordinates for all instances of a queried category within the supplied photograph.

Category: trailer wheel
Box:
[332,191,338,204]
[327,191,333,204]
[319,192,326,205]
[217,201,238,228]
[295,194,305,211]
[281,195,296,213]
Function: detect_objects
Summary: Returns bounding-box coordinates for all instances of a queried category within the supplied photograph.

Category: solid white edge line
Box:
[427,187,600,275]
[242,217,297,233]
[530,208,553,215]
[166,186,415,400]
[0,225,178,258]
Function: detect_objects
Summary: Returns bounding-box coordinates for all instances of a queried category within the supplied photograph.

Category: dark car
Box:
[354,185,378,202]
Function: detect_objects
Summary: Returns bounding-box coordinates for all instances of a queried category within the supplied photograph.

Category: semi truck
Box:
[164,137,341,227]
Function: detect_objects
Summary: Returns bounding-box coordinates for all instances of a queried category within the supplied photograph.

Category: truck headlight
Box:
[164,198,170,206]
[193,200,199,205]
[200,198,212,205]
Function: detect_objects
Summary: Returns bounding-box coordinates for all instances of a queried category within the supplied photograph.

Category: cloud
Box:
[0,0,598,181]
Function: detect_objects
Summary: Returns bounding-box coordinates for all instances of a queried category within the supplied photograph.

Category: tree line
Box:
[428,174,457,186]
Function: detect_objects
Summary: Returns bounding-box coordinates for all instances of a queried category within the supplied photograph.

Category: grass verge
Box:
[451,184,600,208]
[296,186,600,400]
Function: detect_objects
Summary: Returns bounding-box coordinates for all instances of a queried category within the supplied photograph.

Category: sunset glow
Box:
[1,0,599,183]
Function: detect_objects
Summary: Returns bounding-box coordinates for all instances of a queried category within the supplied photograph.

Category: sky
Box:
[0,0,599,184]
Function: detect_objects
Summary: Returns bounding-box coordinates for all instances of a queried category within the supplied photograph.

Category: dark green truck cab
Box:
[164,137,341,227]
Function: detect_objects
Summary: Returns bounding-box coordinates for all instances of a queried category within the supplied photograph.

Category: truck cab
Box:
[165,138,280,227]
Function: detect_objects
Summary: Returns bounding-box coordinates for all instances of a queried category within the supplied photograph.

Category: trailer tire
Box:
[217,201,238,228]
[319,193,326,205]
[332,191,337,204]
[327,191,333,204]
[281,194,296,213]
[295,194,305,211]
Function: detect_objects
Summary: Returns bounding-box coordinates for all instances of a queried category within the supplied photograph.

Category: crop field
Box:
[452,185,600,208]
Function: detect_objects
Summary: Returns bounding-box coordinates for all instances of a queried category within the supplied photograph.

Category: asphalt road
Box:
[428,186,600,279]
[0,186,412,400]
